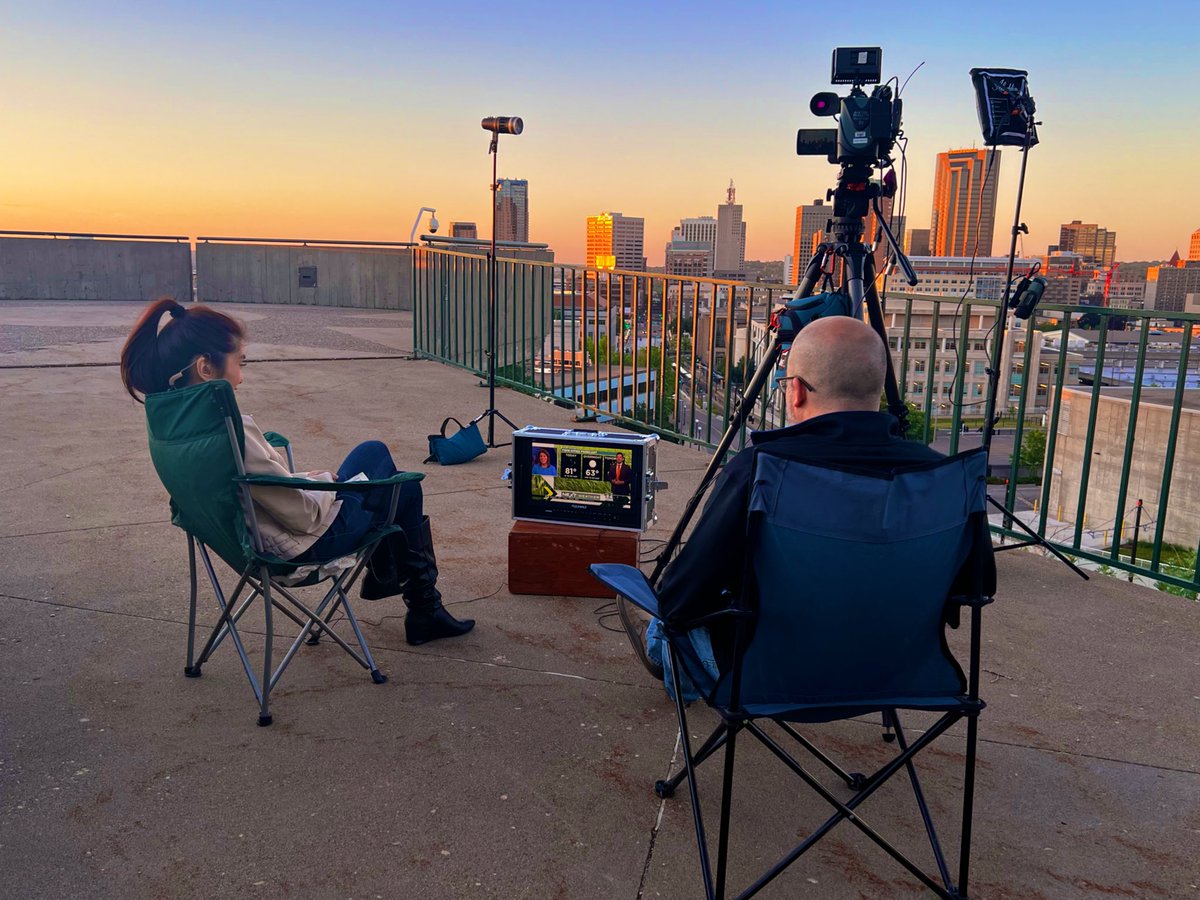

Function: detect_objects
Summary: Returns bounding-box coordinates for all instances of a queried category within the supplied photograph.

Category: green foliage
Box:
[1019,428,1047,476]
[728,355,752,386]
[882,399,929,444]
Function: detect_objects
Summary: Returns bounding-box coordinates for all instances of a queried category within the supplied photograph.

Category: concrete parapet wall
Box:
[0,237,191,301]
[1047,388,1200,548]
[196,243,413,310]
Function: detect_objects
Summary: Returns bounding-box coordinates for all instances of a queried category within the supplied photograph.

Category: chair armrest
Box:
[589,563,660,618]
[261,432,296,473]
[235,472,424,491]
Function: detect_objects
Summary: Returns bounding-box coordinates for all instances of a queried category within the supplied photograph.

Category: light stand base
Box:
[471,407,518,449]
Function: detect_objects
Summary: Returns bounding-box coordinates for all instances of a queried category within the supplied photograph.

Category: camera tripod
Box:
[616,163,916,677]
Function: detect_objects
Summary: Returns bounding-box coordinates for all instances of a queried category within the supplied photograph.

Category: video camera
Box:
[796,47,902,167]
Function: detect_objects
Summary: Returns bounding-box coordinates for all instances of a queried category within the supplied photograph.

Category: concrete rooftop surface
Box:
[2,301,1198,900]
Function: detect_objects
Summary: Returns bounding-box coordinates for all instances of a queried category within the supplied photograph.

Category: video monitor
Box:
[512,428,657,532]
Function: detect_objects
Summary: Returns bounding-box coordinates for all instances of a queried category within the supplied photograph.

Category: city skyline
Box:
[0,2,1196,266]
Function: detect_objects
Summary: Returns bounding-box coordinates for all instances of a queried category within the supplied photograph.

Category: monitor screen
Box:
[512,434,646,530]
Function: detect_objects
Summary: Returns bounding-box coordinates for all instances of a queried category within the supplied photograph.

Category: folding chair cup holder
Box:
[145,380,424,726]
[591,448,995,900]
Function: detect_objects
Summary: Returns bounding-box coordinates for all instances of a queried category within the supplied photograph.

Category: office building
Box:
[1189,228,1200,261]
[907,256,1038,302]
[664,240,712,278]
[586,212,645,271]
[672,217,715,277]
[865,198,905,274]
[1056,220,1116,268]
[713,182,747,279]
[906,228,931,257]
[1152,262,1200,313]
[791,199,828,283]
[930,149,999,257]
[450,222,478,240]
[495,178,529,243]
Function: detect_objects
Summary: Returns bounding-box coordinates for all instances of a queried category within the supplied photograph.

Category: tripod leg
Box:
[647,246,832,587]
[857,250,909,434]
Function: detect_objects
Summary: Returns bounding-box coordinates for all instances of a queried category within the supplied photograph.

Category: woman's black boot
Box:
[359,532,406,601]
[401,517,475,645]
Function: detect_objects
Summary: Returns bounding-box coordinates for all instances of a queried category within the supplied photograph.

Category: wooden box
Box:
[508,520,640,598]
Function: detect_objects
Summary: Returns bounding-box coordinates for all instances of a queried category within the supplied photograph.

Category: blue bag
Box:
[424,417,487,466]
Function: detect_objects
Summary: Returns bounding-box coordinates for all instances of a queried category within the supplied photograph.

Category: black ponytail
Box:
[119,298,245,402]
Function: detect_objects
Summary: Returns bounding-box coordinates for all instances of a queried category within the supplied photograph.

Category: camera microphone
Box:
[481,116,523,135]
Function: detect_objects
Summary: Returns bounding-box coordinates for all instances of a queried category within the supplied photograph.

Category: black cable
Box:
[593,601,628,634]
[357,581,505,627]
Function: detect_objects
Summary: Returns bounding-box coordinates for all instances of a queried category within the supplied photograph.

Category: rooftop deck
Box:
[2,301,1197,899]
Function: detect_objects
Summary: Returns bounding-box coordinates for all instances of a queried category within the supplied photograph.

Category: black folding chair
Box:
[592,448,995,898]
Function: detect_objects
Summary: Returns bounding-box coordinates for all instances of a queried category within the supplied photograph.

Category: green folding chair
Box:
[144,379,422,726]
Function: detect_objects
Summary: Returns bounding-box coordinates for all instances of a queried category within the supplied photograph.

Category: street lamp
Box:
[409,207,439,244]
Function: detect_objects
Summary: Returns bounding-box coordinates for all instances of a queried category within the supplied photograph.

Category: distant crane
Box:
[1104,261,1121,305]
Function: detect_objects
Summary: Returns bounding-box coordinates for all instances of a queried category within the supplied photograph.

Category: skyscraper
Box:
[1057,220,1116,268]
[495,178,529,243]
[930,149,999,257]
[1189,227,1200,261]
[713,181,747,280]
[905,228,931,257]
[791,199,828,283]
[450,221,478,239]
[586,213,645,271]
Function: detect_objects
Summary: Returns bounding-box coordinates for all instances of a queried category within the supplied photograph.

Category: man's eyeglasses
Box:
[778,374,816,393]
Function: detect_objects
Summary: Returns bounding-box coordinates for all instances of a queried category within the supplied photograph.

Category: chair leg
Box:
[715,723,737,900]
[958,712,981,898]
[891,713,953,891]
[656,723,729,798]
[258,567,274,727]
[184,536,201,678]
[337,585,386,683]
[668,644,715,900]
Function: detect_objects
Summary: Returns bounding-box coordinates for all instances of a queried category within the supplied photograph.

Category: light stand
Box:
[472,117,524,448]
[977,120,1088,578]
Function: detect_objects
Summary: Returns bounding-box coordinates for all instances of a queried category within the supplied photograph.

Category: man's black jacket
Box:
[657,411,995,665]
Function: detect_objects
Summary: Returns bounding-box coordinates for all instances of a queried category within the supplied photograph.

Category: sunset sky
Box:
[1,1,1195,267]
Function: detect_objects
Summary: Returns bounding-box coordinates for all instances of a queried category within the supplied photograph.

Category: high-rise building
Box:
[865,196,905,274]
[669,216,717,275]
[906,228,931,257]
[1152,262,1200,313]
[1057,220,1116,268]
[791,199,828,283]
[495,178,529,243]
[450,221,478,240]
[677,216,718,250]
[713,181,747,279]
[930,149,999,257]
[586,213,645,271]
[1189,228,1200,261]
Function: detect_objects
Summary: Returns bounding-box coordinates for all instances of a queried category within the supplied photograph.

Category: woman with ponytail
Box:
[120,299,474,646]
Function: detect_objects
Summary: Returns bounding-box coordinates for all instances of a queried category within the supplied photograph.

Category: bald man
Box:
[655,316,944,669]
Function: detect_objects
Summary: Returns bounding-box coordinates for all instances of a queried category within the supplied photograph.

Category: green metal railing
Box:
[413,247,1200,592]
